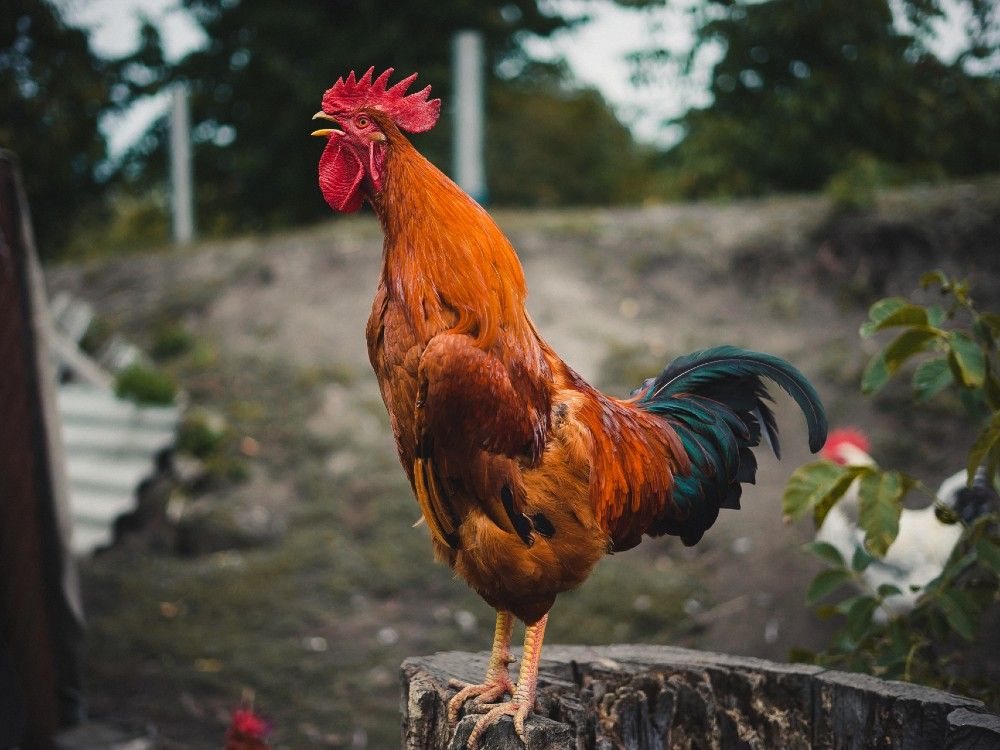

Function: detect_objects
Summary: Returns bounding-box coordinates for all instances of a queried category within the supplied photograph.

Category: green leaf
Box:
[831,630,858,654]
[834,594,869,615]
[912,357,953,401]
[806,569,852,606]
[948,331,986,387]
[803,541,847,568]
[920,270,950,290]
[860,297,908,338]
[967,412,1000,480]
[884,328,941,367]
[937,589,977,641]
[927,550,978,593]
[875,632,910,677]
[974,538,1000,575]
[783,461,865,525]
[973,319,994,346]
[858,470,912,556]
[860,301,929,337]
[927,305,947,328]
[813,466,872,527]
[979,313,1000,340]
[952,280,971,305]
[852,545,873,572]
[926,607,951,641]
[861,353,890,394]
[959,387,989,420]
[877,583,903,598]
[845,596,879,640]
[862,328,941,394]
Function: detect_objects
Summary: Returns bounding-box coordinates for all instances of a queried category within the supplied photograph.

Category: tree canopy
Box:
[653,0,1000,197]
[0,0,119,254]
[5,0,644,255]
[5,0,1000,257]
[122,0,629,233]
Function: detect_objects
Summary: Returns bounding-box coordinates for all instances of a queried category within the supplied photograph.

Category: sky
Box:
[55,0,973,158]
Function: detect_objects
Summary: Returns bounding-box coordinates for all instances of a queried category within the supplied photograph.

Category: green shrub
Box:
[177,414,226,458]
[152,322,195,360]
[115,363,177,405]
[825,154,886,212]
[784,270,1000,702]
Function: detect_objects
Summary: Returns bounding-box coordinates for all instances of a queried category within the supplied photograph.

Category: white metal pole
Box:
[169,84,195,245]
[452,30,487,205]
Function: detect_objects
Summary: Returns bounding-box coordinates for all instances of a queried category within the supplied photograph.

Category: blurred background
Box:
[2,0,999,747]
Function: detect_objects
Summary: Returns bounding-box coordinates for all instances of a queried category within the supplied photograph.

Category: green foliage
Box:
[118,1,637,236]
[487,69,652,206]
[61,193,172,260]
[858,272,1000,421]
[176,412,226,459]
[856,469,913,556]
[795,516,999,687]
[1,0,115,258]
[824,154,889,212]
[649,0,1000,199]
[0,1,172,259]
[784,460,911,554]
[115,362,177,405]
[175,406,252,486]
[152,321,196,360]
[783,460,869,526]
[784,269,1000,700]
[6,0,650,257]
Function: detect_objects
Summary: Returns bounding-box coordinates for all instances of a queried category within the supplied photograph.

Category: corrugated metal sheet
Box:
[48,280,182,557]
[57,383,180,555]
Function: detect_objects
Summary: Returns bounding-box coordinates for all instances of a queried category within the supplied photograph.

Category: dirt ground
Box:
[47,180,999,747]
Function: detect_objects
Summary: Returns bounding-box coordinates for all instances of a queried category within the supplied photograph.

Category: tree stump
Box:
[401,645,1000,749]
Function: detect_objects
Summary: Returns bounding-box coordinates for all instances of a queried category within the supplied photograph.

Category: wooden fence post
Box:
[0,151,84,749]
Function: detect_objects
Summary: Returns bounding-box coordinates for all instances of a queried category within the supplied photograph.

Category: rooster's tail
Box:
[634,346,827,545]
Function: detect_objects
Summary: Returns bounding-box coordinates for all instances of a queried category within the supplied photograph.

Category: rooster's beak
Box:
[311,111,344,137]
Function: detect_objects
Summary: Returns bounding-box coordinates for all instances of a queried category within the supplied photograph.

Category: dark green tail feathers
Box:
[635,346,827,546]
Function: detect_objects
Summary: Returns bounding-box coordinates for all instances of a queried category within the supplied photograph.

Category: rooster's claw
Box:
[465,700,530,748]
[447,676,515,726]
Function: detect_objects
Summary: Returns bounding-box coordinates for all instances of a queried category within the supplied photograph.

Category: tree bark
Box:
[401,645,1000,749]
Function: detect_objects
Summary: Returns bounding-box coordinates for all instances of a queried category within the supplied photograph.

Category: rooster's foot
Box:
[447,676,515,725]
[465,699,532,748]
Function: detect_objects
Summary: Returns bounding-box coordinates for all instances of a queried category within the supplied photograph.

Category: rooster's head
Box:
[312,67,440,212]
[821,427,872,466]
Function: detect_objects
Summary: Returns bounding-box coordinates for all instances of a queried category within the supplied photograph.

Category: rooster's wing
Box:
[413,333,551,549]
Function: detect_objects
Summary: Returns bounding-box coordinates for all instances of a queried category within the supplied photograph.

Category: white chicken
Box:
[817,429,999,618]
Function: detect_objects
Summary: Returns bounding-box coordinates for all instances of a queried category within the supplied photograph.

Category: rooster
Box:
[311,68,827,746]
[819,428,1000,618]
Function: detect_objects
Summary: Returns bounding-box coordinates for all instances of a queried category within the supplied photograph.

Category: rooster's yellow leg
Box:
[448,610,516,724]
[466,613,548,748]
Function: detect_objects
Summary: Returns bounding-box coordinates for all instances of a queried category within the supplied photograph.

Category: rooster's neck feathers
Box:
[375,140,535,353]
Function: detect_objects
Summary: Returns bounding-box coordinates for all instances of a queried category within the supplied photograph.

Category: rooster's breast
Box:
[366,286,424,469]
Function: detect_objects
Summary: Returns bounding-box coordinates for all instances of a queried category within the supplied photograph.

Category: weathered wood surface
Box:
[401,645,1000,749]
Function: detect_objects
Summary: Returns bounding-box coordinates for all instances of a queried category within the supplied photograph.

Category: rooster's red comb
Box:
[321,67,441,133]
[821,428,870,462]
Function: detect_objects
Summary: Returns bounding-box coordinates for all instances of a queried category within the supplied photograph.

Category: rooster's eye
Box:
[356,115,370,128]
